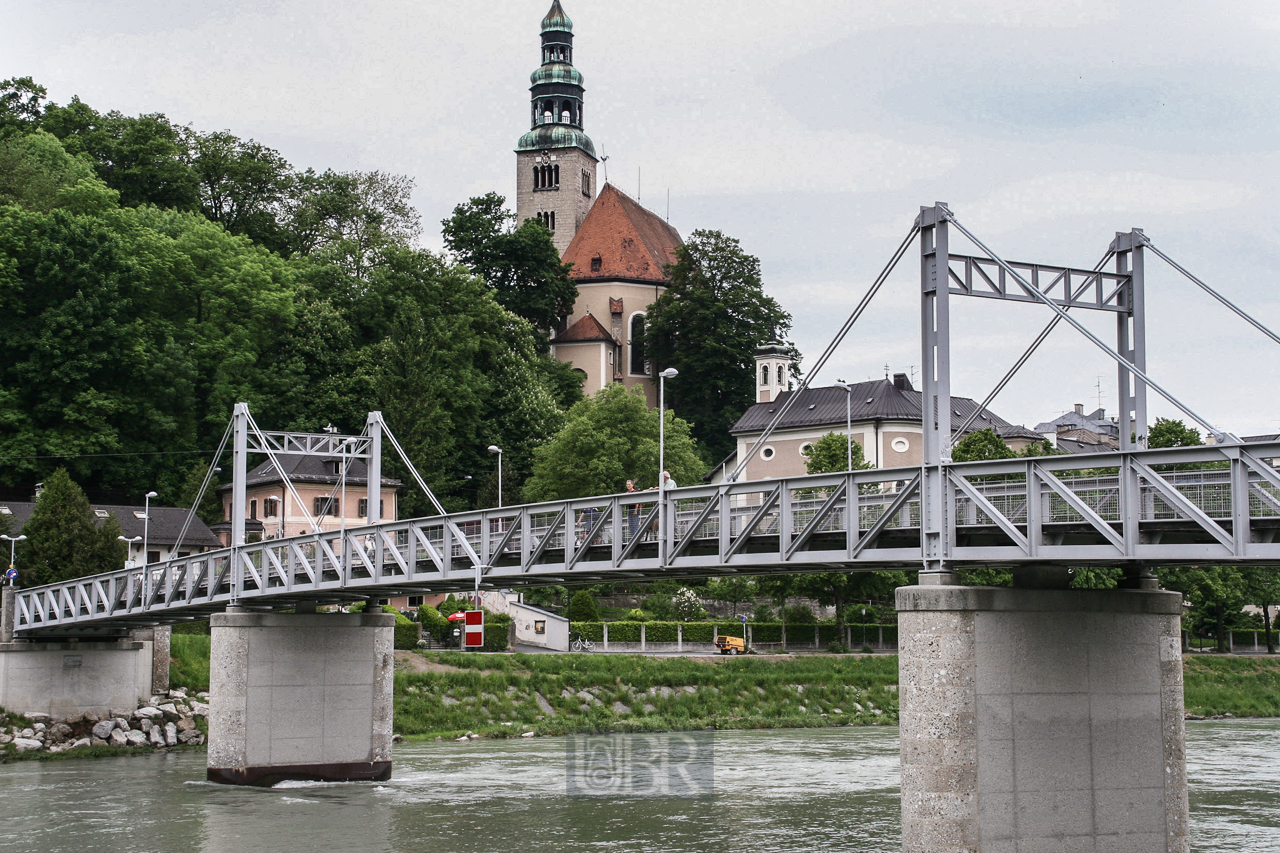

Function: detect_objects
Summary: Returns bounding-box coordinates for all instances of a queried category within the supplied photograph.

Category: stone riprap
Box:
[0,687,207,756]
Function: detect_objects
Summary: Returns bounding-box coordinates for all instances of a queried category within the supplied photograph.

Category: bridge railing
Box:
[14,442,1280,634]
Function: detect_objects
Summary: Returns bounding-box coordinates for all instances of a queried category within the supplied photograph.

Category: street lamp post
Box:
[1,535,27,585]
[658,367,679,565]
[142,491,158,565]
[838,380,853,471]
[488,445,503,507]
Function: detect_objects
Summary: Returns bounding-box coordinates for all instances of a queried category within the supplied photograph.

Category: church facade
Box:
[516,1,681,407]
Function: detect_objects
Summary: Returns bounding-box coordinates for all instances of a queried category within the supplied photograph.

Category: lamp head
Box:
[659,367,679,379]
[145,491,158,499]
[488,445,502,454]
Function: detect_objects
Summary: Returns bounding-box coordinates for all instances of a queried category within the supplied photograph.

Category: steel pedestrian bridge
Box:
[13,440,1280,637]
[13,201,1280,638]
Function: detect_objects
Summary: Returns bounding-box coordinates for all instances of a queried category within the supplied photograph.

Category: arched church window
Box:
[552,164,559,186]
[760,365,770,386]
[630,314,648,375]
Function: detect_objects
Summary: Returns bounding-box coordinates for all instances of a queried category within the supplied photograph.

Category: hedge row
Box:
[568,621,898,646]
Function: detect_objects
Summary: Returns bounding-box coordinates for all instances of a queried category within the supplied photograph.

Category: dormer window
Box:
[591,255,602,273]
[0,506,10,515]
[96,510,111,519]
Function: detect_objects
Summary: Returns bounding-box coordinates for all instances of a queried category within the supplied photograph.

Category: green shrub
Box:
[483,623,509,652]
[171,622,210,636]
[644,621,677,642]
[752,603,776,622]
[572,621,604,642]
[784,604,816,624]
[568,590,599,622]
[624,608,651,622]
[417,604,450,640]
[682,623,714,643]
[750,622,782,643]
[170,634,211,693]
[606,622,641,642]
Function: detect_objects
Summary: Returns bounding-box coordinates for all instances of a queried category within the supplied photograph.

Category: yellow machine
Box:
[714,635,746,655]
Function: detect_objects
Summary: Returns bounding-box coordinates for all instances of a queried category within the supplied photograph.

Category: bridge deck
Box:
[13,443,1280,636]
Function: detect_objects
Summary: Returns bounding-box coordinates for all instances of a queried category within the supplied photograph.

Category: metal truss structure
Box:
[11,202,1280,637]
[13,440,1280,637]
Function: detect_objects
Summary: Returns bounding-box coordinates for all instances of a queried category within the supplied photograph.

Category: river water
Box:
[0,722,1275,852]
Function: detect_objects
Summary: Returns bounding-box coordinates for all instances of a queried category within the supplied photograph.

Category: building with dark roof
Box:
[214,455,401,543]
[1034,404,1120,442]
[723,372,1043,481]
[0,500,221,566]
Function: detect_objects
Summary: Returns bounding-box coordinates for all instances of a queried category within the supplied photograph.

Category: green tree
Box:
[41,97,200,211]
[643,229,796,465]
[706,577,755,618]
[1147,417,1203,448]
[951,428,1016,462]
[803,431,871,474]
[1241,567,1280,654]
[0,130,99,212]
[1160,565,1247,653]
[15,468,124,585]
[568,589,599,622]
[0,77,48,138]
[522,383,706,502]
[1019,439,1062,458]
[442,192,577,336]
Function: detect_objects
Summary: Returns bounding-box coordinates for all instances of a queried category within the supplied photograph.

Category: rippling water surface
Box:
[0,722,1275,852]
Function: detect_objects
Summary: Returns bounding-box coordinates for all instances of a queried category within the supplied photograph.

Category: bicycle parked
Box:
[569,632,596,653]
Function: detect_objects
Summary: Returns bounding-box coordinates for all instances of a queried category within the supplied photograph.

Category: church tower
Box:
[515,1,598,255]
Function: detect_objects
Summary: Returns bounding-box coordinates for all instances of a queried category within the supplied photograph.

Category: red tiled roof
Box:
[551,313,618,344]
[562,184,682,283]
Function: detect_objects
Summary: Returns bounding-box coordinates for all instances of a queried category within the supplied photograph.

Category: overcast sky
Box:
[7,0,1280,436]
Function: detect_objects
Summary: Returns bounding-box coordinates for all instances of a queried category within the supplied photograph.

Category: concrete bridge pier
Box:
[207,608,395,786]
[896,583,1188,853]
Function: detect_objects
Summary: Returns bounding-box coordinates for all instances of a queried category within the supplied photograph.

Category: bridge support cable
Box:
[377,419,484,568]
[943,212,1233,443]
[170,420,233,560]
[948,249,1116,449]
[726,222,921,483]
[1142,238,1280,349]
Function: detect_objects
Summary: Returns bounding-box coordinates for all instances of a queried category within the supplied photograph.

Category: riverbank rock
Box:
[3,689,207,758]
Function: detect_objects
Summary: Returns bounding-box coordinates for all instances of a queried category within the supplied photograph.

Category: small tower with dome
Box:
[515,1,598,255]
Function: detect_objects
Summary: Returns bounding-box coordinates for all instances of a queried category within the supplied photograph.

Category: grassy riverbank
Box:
[166,639,1280,738]
[1183,655,1280,717]
[394,651,901,739]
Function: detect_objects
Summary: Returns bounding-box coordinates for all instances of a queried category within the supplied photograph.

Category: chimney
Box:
[1073,403,1084,415]
[893,373,911,391]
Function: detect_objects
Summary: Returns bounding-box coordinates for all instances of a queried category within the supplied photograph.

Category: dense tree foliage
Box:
[522,384,706,502]
[0,79,573,520]
[642,230,796,465]
[1148,417,1203,449]
[442,192,578,338]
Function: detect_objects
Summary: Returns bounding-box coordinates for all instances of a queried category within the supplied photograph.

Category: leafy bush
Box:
[750,622,782,643]
[573,622,605,642]
[681,623,715,643]
[170,634,211,693]
[624,608,651,622]
[752,603,776,622]
[784,604,816,624]
[171,621,210,635]
[644,622,677,642]
[606,622,641,642]
[417,604,450,640]
[569,590,599,622]
[483,623,509,652]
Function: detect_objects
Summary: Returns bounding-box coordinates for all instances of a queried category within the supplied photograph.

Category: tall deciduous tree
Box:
[441,192,577,337]
[1147,417,1203,448]
[803,431,871,474]
[642,229,796,465]
[1241,567,1280,654]
[522,384,706,502]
